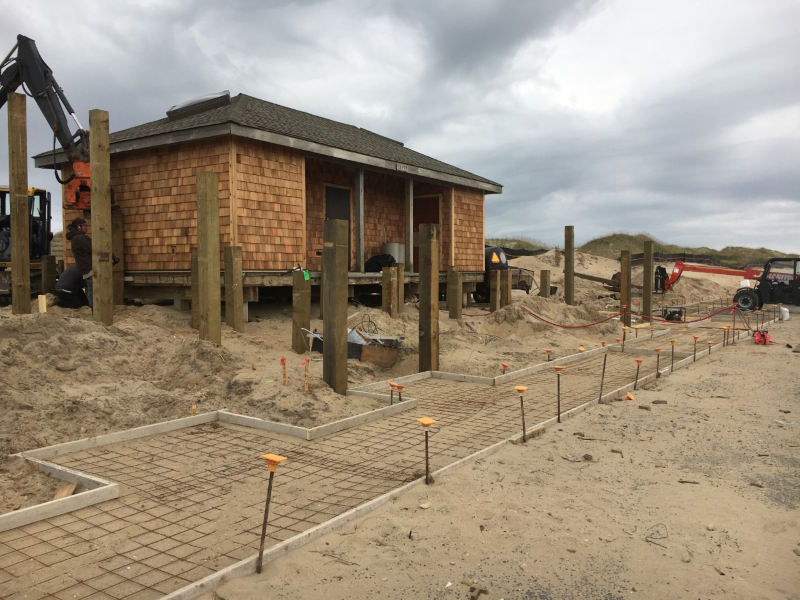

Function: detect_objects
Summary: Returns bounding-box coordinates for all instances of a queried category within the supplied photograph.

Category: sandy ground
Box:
[210,309,800,600]
[0,256,770,521]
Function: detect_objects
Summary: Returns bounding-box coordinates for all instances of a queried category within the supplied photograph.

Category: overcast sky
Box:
[1,0,798,253]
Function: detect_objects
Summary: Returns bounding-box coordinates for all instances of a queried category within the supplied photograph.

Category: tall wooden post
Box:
[112,209,125,305]
[643,240,654,322]
[404,179,413,272]
[489,269,501,312]
[620,250,632,327]
[418,224,439,372]
[322,220,348,394]
[564,225,575,306]
[8,93,30,314]
[90,109,113,326]
[190,247,199,329]
[396,263,405,315]
[447,266,462,319]
[292,269,311,354]
[381,266,398,318]
[197,172,221,345]
[224,246,244,332]
[41,255,57,295]
[355,168,365,272]
[539,269,551,298]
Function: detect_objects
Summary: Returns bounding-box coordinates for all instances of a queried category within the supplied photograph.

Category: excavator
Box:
[1,34,93,301]
[664,259,800,311]
[1,34,92,208]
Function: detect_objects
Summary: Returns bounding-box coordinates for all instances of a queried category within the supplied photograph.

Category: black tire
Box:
[518,281,531,294]
[473,286,489,303]
[733,289,760,312]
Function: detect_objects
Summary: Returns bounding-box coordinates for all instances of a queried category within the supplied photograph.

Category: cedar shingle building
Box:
[36,92,502,300]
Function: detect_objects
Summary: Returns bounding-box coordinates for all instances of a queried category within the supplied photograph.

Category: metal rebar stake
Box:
[634,360,641,390]
[425,429,430,484]
[556,372,562,423]
[519,395,527,442]
[655,352,661,378]
[598,354,608,401]
[257,472,276,574]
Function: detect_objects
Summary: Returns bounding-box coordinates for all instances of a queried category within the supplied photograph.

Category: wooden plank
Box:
[621,250,632,327]
[197,172,222,345]
[90,109,113,325]
[292,269,311,354]
[404,179,413,271]
[224,246,244,332]
[8,93,30,314]
[322,219,348,394]
[539,269,551,298]
[53,482,78,500]
[396,262,405,315]
[500,269,511,307]
[418,224,439,371]
[447,266,462,319]
[564,225,574,306]
[355,168,365,272]
[111,209,124,304]
[643,240,654,322]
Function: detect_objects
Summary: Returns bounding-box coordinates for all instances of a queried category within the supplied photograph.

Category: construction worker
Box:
[54,265,89,308]
[66,218,94,306]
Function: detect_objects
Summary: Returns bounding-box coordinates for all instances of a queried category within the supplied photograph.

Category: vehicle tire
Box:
[473,286,489,304]
[518,281,530,294]
[733,289,760,312]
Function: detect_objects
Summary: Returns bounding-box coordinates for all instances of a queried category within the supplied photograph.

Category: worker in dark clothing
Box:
[65,218,94,307]
[54,265,89,308]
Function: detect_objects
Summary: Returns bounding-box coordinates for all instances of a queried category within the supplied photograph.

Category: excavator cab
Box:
[0,187,52,265]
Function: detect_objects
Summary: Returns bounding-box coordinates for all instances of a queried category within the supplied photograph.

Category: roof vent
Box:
[167,91,231,121]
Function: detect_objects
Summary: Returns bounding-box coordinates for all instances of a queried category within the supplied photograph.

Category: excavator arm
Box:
[1,34,91,208]
[665,261,763,291]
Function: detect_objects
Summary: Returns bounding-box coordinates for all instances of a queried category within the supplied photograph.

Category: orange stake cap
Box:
[553,366,565,372]
[280,357,286,365]
[514,385,527,394]
[388,381,398,389]
[578,346,585,352]
[622,326,629,331]
[707,340,713,346]
[670,339,676,345]
[615,338,621,343]
[635,359,643,365]
[395,384,405,393]
[545,349,553,354]
[261,453,287,472]
[417,417,436,428]
[501,362,508,370]
[693,335,699,341]
[601,341,607,347]
[626,392,635,401]
[655,348,662,353]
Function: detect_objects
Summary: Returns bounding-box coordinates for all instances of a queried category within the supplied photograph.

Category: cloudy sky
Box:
[1,0,798,252]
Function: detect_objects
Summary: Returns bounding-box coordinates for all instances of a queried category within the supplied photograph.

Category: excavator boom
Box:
[665,261,763,291]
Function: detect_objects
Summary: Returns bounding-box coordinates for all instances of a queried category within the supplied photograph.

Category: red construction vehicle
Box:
[664,261,764,291]
[1,34,92,208]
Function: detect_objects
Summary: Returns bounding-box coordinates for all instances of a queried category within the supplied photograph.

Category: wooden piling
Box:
[564,225,575,306]
[489,270,501,312]
[292,269,311,354]
[620,250,632,327]
[190,247,199,329]
[642,240,654,322]
[500,269,510,307]
[396,263,405,315]
[89,109,113,326]
[112,208,124,305]
[539,269,551,298]
[447,266,462,320]
[197,172,221,345]
[382,265,398,318]
[418,224,440,372]
[322,219,348,394]
[224,246,244,333]
[8,93,30,314]
[41,255,57,295]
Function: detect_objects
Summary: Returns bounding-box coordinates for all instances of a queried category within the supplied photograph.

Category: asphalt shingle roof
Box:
[107,94,500,188]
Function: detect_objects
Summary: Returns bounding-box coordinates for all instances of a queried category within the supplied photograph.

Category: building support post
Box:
[224,246,244,332]
[382,265,398,318]
[489,270,501,312]
[418,224,439,372]
[564,225,575,306]
[197,172,221,345]
[404,179,413,272]
[355,168,365,273]
[643,240,654,322]
[620,250,632,327]
[447,266,462,320]
[395,263,405,315]
[8,93,30,315]
[90,109,113,326]
[292,269,311,354]
[322,219,348,394]
[539,269,551,298]
[41,255,57,295]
